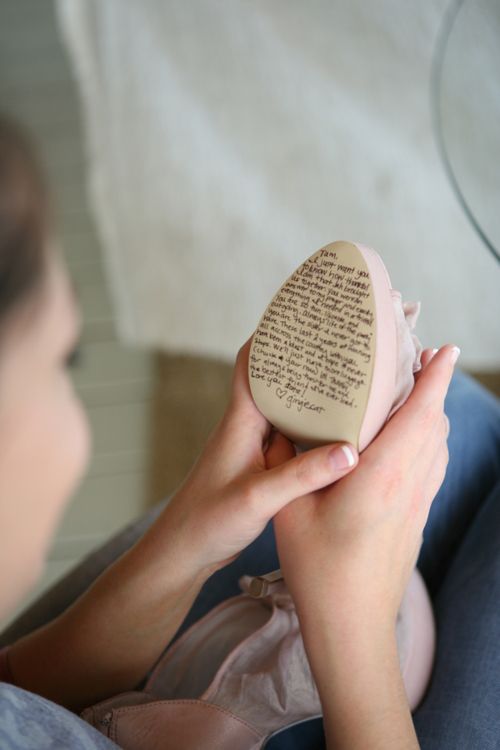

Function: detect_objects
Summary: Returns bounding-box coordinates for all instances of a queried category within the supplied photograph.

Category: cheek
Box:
[48,385,92,523]
[0,387,91,619]
[31,385,92,552]
[6,387,91,564]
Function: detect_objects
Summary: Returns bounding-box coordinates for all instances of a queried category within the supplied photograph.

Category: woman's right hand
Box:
[268,344,458,633]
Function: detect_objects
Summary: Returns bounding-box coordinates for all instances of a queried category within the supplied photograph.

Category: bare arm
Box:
[6,505,213,714]
[270,346,457,749]
[300,610,419,749]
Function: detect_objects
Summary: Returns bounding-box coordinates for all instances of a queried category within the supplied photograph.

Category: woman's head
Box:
[0,117,91,622]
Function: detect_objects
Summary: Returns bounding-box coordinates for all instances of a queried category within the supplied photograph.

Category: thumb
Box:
[253,430,358,516]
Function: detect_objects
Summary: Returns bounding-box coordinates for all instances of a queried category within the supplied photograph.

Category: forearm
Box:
[300,610,420,750]
[6,505,212,713]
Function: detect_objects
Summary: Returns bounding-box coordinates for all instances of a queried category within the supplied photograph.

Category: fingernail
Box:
[450,346,461,365]
[432,348,439,356]
[329,444,356,469]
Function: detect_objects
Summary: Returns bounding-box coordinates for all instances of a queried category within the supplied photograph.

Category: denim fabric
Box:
[170,368,500,750]
[0,683,118,749]
[412,370,500,750]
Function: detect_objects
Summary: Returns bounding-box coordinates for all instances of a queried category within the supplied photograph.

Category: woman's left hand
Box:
[159,333,358,578]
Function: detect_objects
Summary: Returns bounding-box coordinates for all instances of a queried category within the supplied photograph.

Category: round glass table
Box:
[432,0,500,264]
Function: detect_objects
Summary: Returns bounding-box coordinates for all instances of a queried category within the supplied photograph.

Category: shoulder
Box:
[0,683,117,749]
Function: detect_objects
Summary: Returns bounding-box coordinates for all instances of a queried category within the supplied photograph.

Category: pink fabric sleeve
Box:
[0,646,15,684]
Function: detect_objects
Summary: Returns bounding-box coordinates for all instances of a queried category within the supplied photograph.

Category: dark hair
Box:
[0,115,49,333]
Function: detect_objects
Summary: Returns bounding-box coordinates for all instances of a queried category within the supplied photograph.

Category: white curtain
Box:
[56,0,499,366]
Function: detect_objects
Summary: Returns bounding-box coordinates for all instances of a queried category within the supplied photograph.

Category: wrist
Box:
[140,501,217,588]
[298,615,416,749]
[294,585,397,642]
[300,606,398,672]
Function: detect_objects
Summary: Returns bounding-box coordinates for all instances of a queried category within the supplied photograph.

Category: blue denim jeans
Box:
[169,368,500,749]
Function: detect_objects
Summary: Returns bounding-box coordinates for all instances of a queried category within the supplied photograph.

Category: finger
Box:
[413,348,438,385]
[379,344,459,451]
[223,332,269,440]
[408,344,460,415]
[402,399,449,496]
[230,333,256,407]
[362,345,458,475]
[421,348,437,369]
[249,433,358,517]
[265,430,296,469]
[421,406,450,455]
[418,442,450,525]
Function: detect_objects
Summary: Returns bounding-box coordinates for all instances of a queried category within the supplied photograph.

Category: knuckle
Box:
[239,476,256,502]
[442,443,450,469]
[236,334,254,362]
[432,449,449,490]
[443,413,450,438]
[419,402,439,429]
[241,480,263,516]
[410,482,426,515]
[294,455,315,490]
[366,455,404,495]
[385,463,405,495]
[438,460,448,488]
[235,345,245,364]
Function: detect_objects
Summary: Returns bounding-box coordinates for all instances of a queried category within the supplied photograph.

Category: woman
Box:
[0,115,499,749]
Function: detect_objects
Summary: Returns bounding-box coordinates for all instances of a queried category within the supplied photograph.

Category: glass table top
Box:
[432,0,500,264]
